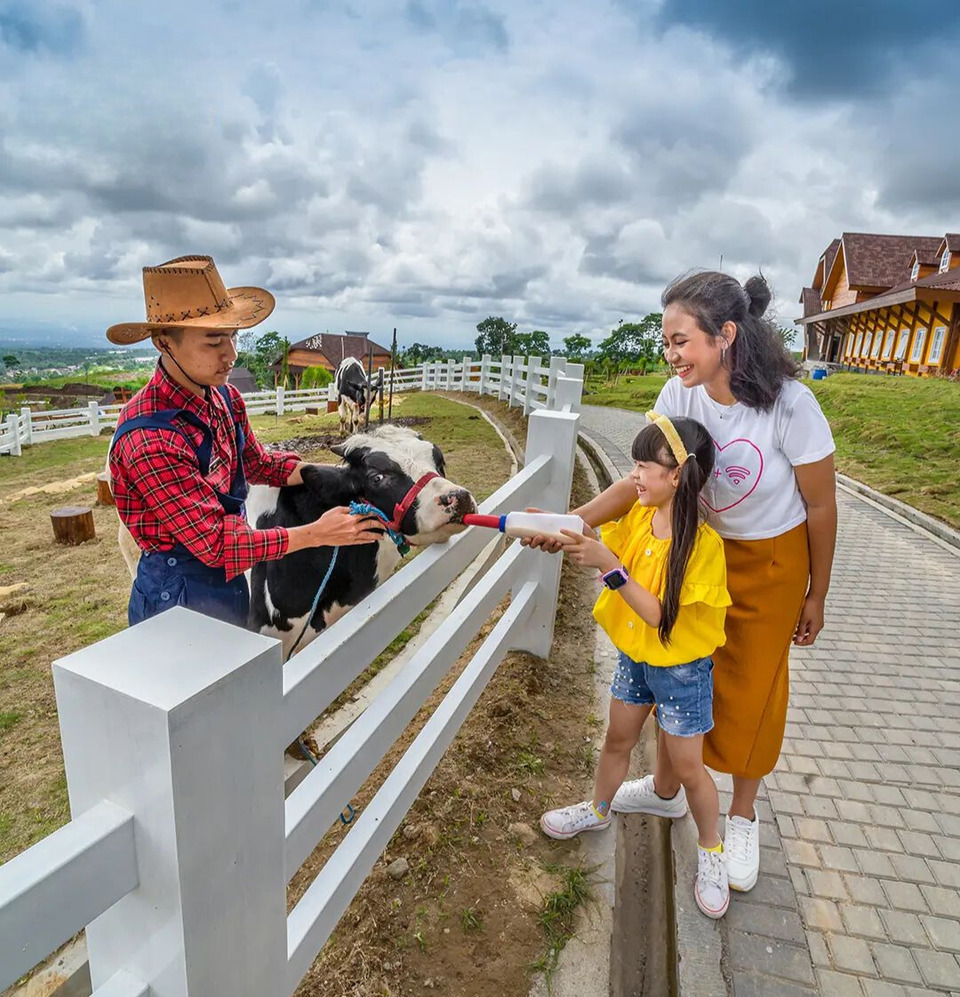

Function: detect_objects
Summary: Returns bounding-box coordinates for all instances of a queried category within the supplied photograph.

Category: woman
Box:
[539,271,836,893]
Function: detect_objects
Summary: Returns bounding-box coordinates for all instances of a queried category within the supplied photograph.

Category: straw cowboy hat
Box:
[106,255,275,345]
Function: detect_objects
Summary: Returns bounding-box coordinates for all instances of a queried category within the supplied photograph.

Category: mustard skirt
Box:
[703,522,810,779]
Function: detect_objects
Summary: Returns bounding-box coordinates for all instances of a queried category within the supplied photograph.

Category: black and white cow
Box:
[335,357,369,436]
[246,424,476,659]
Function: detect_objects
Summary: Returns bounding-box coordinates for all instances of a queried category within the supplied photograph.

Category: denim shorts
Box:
[610,651,715,738]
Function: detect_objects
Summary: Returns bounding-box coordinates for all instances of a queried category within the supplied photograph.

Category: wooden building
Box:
[797,232,960,376]
[272,332,394,387]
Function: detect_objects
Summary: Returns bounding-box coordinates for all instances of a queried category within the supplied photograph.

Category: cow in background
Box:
[335,357,369,436]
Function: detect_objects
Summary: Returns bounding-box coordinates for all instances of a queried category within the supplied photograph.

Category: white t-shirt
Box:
[654,377,835,541]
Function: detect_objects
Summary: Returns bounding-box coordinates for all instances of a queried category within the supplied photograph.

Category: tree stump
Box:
[96,471,115,507]
[51,506,96,545]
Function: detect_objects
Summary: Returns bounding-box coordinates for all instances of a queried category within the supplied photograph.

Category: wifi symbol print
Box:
[725,465,751,486]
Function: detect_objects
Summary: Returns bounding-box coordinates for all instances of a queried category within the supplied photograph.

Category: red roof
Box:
[799,287,820,316]
[817,239,841,290]
[288,332,392,366]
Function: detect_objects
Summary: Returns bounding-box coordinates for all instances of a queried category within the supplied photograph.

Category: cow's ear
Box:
[432,444,446,478]
[329,443,348,458]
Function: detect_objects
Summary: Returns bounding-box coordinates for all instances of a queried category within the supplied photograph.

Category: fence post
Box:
[508,355,524,408]
[512,407,580,657]
[421,363,428,390]
[523,355,541,416]
[480,354,491,396]
[498,355,510,401]
[87,400,100,437]
[276,385,286,416]
[554,363,585,413]
[6,413,21,456]
[53,609,286,996]
[20,406,32,445]
[461,354,471,391]
[545,356,566,411]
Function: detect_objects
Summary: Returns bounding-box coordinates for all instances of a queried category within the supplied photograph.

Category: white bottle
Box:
[462,511,585,542]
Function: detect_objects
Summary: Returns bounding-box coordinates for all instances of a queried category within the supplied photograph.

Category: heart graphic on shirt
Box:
[701,438,764,513]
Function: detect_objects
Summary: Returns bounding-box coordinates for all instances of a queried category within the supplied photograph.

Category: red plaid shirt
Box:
[110,363,301,580]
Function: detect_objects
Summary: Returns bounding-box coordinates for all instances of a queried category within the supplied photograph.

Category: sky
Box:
[2,0,959,351]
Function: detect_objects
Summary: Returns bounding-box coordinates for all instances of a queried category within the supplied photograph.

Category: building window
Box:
[910,327,927,363]
[929,325,947,364]
[941,249,951,274]
[911,260,921,281]
[855,332,864,356]
[883,329,895,358]
[871,332,882,358]
[895,329,910,360]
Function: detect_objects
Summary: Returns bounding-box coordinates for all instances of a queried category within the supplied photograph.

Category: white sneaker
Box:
[696,846,730,919]
[540,801,612,840]
[724,814,760,892]
[611,774,688,817]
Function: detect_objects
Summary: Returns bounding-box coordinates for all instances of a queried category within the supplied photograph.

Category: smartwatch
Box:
[601,566,629,590]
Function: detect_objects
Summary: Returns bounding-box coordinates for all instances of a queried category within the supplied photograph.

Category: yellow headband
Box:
[645,411,691,466]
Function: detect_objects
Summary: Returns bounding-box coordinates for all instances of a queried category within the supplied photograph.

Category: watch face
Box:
[604,568,628,590]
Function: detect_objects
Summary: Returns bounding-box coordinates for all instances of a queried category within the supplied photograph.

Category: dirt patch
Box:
[291,460,599,997]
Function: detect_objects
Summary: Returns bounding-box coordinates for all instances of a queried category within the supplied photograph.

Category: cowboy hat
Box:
[106,255,275,345]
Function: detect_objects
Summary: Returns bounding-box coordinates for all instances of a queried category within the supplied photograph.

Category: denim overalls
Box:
[112,386,250,629]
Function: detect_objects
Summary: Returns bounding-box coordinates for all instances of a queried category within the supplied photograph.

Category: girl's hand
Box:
[559,529,619,572]
[519,508,598,552]
[793,594,825,646]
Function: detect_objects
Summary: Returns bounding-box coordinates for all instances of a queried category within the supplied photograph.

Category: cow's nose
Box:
[439,488,476,520]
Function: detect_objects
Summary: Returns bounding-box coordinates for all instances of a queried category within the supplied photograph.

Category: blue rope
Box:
[348,500,410,556]
[288,546,340,658]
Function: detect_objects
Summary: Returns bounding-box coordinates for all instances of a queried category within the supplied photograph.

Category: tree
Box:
[475,316,517,357]
[512,330,551,357]
[401,342,448,365]
[300,365,333,389]
[777,326,797,350]
[237,330,288,387]
[597,313,663,367]
[562,334,591,361]
[2,355,19,367]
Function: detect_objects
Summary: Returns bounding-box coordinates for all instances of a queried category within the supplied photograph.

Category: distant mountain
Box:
[0,320,107,348]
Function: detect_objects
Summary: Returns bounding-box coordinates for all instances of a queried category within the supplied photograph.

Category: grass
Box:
[0,392,514,863]
[583,372,960,529]
[531,865,595,982]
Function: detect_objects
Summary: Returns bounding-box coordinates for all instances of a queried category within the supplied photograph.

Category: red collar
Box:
[387,472,439,532]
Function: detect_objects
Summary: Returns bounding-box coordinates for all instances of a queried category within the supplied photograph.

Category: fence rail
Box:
[0,354,583,455]
[0,367,584,996]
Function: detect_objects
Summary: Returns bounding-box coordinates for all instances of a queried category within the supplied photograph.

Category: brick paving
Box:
[579,404,960,997]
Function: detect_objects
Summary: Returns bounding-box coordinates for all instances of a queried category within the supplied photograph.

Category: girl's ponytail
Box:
[660,456,703,644]
[632,415,715,645]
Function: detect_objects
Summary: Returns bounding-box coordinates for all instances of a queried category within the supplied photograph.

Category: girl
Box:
[540,414,732,920]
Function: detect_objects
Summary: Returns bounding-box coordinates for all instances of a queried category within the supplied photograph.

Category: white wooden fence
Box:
[0,355,583,455]
[0,370,584,996]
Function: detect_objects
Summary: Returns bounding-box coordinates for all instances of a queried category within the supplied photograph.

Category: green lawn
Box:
[583,372,960,529]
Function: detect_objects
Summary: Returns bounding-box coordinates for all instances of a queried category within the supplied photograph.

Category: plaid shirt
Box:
[110,363,301,580]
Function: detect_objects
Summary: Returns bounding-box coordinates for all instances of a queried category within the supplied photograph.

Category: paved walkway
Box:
[579,404,960,997]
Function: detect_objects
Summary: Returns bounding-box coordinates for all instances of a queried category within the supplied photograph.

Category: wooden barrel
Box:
[96,471,115,506]
[51,506,96,545]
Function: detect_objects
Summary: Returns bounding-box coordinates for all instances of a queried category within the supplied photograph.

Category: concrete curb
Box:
[837,472,960,554]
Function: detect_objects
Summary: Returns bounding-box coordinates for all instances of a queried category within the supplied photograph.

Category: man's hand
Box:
[558,529,619,572]
[287,507,385,553]
[520,507,596,553]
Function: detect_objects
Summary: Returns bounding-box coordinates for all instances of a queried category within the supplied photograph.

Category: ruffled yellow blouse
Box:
[593,503,731,667]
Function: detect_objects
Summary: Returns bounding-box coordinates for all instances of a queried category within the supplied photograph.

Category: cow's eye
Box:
[371,472,385,484]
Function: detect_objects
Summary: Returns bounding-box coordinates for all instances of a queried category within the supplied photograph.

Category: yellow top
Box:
[592,503,731,667]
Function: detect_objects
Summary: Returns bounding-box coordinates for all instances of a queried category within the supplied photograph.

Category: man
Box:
[108,255,382,628]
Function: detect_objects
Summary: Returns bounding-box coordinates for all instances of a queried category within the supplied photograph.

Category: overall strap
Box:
[216,385,249,504]
[111,409,215,477]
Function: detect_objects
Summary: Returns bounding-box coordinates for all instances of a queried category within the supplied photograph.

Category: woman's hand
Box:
[793,593,825,646]
[558,529,619,572]
[520,507,597,553]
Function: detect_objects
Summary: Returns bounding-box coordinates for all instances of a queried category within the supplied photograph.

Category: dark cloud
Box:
[655,0,960,100]
[0,2,85,56]
[404,0,508,53]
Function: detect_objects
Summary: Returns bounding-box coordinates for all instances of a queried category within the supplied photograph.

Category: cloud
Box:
[1,0,956,349]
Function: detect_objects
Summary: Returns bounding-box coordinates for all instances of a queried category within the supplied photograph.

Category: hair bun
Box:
[743,275,771,318]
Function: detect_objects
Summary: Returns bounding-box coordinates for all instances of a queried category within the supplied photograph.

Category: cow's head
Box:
[327,425,477,545]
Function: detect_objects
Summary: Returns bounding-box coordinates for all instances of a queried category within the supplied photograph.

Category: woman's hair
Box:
[661,270,802,411]
[631,417,715,645]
